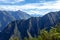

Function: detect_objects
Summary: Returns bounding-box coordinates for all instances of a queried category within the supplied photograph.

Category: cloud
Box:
[0,0,60,15]
[0,0,24,4]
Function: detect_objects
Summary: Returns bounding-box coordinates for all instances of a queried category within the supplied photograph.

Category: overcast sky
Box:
[0,0,60,15]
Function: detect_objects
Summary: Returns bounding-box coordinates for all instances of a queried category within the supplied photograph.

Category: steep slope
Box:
[0,11,14,31]
[0,20,19,40]
[8,10,31,20]
[17,17,42,38]
[0,10,31,31]
[0,20,24,40]
[17,11,60,38]
[42,11,60,30]
[0,11,60,40]
[0,21,15,40]
[0,17,42,40]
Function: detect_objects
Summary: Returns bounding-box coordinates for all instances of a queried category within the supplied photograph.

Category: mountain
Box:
[0,11,60,40]
[0,17,41,40]
[41,11,60,30]
[8,10,31,20]
[17,11,60,39]
[18,17,41,38]
[0,21,16,40]
[0,11,13,31]
[0,20,23,40]
[0,10,31,31]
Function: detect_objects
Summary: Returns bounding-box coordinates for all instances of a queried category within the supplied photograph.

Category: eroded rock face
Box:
[0,21,16,40]
[17,11,60,39]
[0,20,23,40]
[0,10,31,40]
[18,17,41,38]
[0,10,31,31]
[41,11,60,30]
[0,11,60,40]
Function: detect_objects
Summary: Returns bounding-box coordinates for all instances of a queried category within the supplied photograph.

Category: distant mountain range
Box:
[0,10,31,31]
[0,10,60,40]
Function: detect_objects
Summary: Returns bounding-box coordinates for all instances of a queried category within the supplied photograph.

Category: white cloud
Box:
[0,0,24,4]
[15,0,24,2]
[0,0,60,15]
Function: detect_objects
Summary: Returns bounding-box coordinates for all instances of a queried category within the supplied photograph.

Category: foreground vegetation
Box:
[24,24,60,40]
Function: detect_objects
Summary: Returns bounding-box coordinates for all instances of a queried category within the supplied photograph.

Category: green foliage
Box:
[24,24,60,40]
[9,36,19,40]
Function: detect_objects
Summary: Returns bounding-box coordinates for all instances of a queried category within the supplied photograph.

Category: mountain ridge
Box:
[0,10,31,31]
[0,10,60,40]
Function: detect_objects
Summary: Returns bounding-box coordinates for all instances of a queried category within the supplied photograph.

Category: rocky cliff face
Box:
[17,11,60,38]
[42,11,60,30]
[0,10,31,31]
[17,17,41,38]
[0,11,60,40]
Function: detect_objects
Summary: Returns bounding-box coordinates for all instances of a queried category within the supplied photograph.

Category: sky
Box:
[0,0,60,15]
